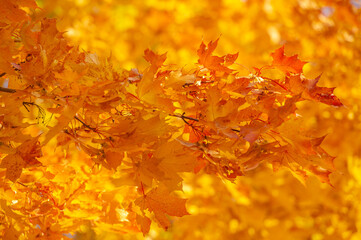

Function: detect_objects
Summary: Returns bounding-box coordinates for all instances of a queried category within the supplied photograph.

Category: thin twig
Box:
[17,181,28,187]
[170,113,199,122]
[74,116,96,131]
[171,113,241,133]
[74,115,114,146]
[171,113,208,141]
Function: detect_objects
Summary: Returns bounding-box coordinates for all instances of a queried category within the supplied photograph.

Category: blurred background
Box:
[36,0,361,239]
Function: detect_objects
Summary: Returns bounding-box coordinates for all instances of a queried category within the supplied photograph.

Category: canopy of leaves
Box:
[0,0,360,239]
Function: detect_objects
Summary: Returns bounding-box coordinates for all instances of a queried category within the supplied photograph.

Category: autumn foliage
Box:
[0,0,360,239]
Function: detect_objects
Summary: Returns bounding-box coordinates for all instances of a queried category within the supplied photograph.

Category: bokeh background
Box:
[36,0,361,239]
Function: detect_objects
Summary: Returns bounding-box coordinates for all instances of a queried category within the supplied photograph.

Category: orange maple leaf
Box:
[144,49,167,70]
[304,75,343,107]
[197,38,238,73]
[17,137,42,166]
[270,45,307,74]
[0,154,25,182]
[287,75,343,107]
[136,187,189,230]
[0,0,36,23]
[0,137,42,182]
[136,214,151,235]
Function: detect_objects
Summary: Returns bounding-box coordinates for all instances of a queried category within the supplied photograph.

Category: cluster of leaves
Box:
[0,0,347,239]
[35,0,361,239]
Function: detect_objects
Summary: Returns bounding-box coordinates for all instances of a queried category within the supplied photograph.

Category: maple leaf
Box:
[43,98,84,145]
[0,154,25,182]
[144,49,167,71]
[136,214,151,235]
[270,45,307,74]
[156,140,197,189]
[287,75,343,107]
[17,137,42,166]
[135,187,189,230]
[274,121,336,185]
[268,94,301,127]
[197,38,238,73]
[0,0,34,23]
[0,137,42,182]
[104,149,123,170]
[304,75,343,107]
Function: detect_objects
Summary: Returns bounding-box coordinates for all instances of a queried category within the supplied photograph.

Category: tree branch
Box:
[74,116,97,131]
[0,87,16,93]
[171,113,241,133]
[170,113,199,122]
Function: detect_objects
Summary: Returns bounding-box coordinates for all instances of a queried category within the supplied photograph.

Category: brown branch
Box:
[0,87,16,93]
[17,181,29,187]
[74,116,96,131]
[0,72,6,77]
[73,116,113,146]
[170,113,199,122]
[171,113,241,133]
[170,113,208,141]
